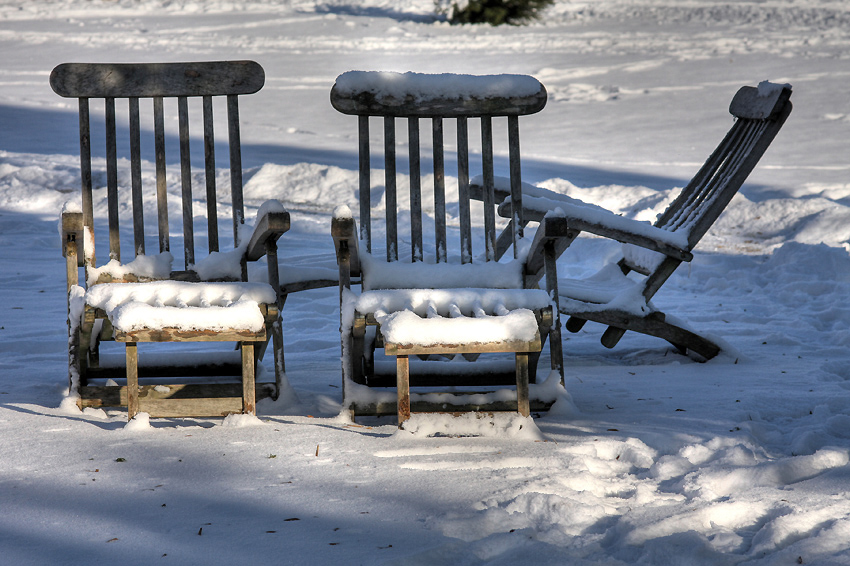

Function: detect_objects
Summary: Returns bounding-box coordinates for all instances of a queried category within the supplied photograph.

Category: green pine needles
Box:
[444,0,554,26]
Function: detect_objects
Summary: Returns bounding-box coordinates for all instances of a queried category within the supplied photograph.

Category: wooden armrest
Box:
[524,216,575,283]
[61,210,85,267]
[245,209,291,261]
[331,215,360,277]
[468,180,511,205]
[502,200,693,262]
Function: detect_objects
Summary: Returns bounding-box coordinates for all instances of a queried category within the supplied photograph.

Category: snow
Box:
[85,280,276,333]
[378,308,540,347]
[2,0,850,564]
[334,70,543,101]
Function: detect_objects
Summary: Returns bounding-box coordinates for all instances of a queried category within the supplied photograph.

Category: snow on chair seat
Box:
[85,281,278,340]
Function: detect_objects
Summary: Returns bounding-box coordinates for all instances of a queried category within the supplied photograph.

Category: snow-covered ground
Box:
[2,1,850,564]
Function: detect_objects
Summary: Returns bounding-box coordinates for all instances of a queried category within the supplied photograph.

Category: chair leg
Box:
[549,322,564,385]
[271,320,284,401]
[126,342,139,420]
[241,342,256,415]
[396,354,411,427]
[515,352,530,417]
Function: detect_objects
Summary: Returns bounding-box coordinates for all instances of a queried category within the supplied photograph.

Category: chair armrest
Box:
[468,178,511,205]
[523,215,576,285]
[501,198,693,262]
[61,210,85,267]
[331,213,360,279]
[245,207,291,262]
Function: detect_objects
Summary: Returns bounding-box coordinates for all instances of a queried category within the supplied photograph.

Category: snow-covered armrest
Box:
[245,200,291,261]
[501,193,693,262]
[523,214,571,285]
[331,205,361,283]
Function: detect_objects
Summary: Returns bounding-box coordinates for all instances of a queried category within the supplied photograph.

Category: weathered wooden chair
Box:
[474,83,793,360]
[330,71,569,426]
[52,61,291,419]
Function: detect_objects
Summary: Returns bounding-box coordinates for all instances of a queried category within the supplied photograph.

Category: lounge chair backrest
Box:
[50,61,264,280]
[654,84,793,251]
[330,71,547,266]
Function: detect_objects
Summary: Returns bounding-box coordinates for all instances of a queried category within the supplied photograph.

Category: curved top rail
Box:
[330,71,547,117]
[50,60,265,98]
[729,82,792,120]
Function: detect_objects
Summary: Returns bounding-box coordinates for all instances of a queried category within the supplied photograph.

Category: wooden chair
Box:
[330,71,569,426]
[52,61,291,419]
[474,83,793,360]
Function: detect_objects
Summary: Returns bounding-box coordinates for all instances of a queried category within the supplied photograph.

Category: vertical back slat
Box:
[481,116,496,262]
[203,95,219,253]
[227,95,245,245]
[685,120,767,242]
[358,115,372,254]
[129,97,144,256]
[384,117,398,262]
[508,115,523,258]
[432,117,447,263]
[153,96,169,253]
[178,96,194,269]
[659,121,742,231]
[105,97,120,261]
[456,117,472,264]
[78,98,94,231]
[408,118,423,262]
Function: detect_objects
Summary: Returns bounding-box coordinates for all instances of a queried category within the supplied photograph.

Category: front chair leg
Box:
[396,354,411,427]
[241,342,256,415]
[515,352,530,417]
[126,342,139,420]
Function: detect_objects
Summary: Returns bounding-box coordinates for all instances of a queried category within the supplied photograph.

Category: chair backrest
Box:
[627,83,792,298]
[654,84,793,251]
[330,71,546,266]
[50,60,264,280]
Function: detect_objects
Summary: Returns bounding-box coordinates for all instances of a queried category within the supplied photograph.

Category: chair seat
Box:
[85,281,277,335]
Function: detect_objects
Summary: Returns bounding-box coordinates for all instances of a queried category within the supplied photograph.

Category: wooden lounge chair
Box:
[330,71,569,426]
[474,83,793,360]
[52,61,290,419]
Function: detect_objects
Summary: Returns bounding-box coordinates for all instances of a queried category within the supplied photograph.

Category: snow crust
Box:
[335,70,542,101]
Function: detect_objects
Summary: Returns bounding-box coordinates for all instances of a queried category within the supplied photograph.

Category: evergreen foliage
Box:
[447,0,554,26]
